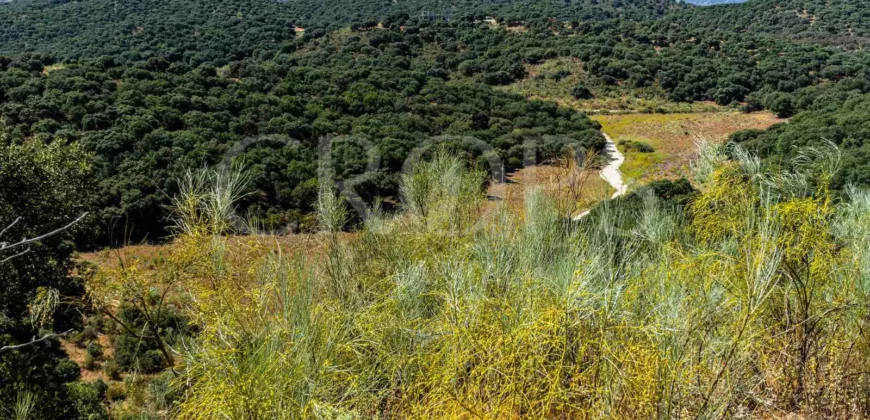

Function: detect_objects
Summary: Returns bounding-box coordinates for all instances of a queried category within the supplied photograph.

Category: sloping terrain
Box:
[669,0,870,47]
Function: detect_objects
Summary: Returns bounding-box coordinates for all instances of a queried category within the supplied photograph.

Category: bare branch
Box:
[0,212,88,253]
[0,329,73,353]
[0,216,21,240]
[0,248,30,264]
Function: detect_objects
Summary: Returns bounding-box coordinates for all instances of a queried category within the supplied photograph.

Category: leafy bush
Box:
[731,95,870,191]
[619,139,655,153]
[86,342,103,359]
[106,382,126,402]
[66,381,109,420]
[571,83,594,99]
[109,303,187,374]
[103,360,121,381]
[0,139,96,418]
[83,353,96,370]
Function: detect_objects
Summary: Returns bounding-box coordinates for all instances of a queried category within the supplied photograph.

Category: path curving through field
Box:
[573,131,627,220]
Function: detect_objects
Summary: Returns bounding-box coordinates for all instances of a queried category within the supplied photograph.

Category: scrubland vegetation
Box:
[3,0,870,417]
[73,143,870,418]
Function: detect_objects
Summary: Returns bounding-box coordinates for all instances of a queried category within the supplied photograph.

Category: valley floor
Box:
[592,111,783,183]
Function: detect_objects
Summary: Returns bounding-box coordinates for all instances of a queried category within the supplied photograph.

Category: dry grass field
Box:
[487,164,613,219]
[591,112,785,184]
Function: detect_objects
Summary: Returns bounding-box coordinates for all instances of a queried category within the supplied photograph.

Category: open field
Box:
[497,58,726,114]
[79,233,337,274]
[487,165,613,219]
[591,112,784,184]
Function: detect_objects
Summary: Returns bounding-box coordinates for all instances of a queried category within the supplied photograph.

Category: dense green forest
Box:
[0,0,679,60]
[731,94,870,190]
[0,48,605,237]
[1,0,869,239]
[3,0,870,417]
[683,0,745,5]
[669,0,870,48]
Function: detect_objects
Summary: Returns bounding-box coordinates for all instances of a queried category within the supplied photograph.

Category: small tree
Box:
[571,83,593,100]
[769,93,795,118]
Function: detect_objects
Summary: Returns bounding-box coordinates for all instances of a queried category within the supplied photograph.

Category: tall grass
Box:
[129,149,870,418]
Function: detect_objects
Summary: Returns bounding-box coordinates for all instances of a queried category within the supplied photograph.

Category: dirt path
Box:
[573,132,626,220]
[599,132,628,199]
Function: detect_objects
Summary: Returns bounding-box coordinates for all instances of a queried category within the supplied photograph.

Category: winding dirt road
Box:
[573,132,626,220]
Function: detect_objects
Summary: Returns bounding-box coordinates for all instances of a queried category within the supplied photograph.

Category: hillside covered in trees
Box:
[670,0,870,48]
[1,0,869,239]
[0,0,681,61]
[683,0,745,5]
[3,0,870,417]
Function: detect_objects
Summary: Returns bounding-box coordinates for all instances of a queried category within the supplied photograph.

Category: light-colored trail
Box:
[573,132,627,220]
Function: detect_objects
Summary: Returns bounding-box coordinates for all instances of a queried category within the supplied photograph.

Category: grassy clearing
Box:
[487,160,614,219]
[87,145,870,418]
[497,57,725,114]
[592,112,784,184]
[79,234,335,273]
[41,63,65,75]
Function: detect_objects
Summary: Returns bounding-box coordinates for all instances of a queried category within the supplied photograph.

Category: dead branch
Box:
[0,212,88,254]
[0,329,73,353]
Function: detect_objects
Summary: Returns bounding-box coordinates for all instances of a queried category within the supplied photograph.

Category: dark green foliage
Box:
[1,1,870,240]
[0,340,81,418]
[768,93,796,118]
[574,178,696,254]
[86,342,103,359]
[0,0,302,66]
[645,178,697,207]
[66,380,109,419]
[670,0,870,49]
[730,95,870,191]
[0,138,99,419]
[571,84,593,100]
[621,177,697,209]
[0,35,605,239]
[0,0,682,64]
[103,360,122,381]
[70,315,104,348]
[0,140,95,329]
[110,304,187,374]
[83,354,96,370]
[619,139,655,153]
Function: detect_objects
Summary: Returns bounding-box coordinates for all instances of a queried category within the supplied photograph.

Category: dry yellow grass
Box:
[41,64,65,75]
[79,234,340,274]
[487,164,613,219]
[592,112,784,183]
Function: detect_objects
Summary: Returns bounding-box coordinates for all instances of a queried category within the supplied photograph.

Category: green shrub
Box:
[66,381,109,419]
[571,83,593,99]
[71,324,100,348]
[86,342,104,359]
[103,360,122,380]
[137,350,166,374]
[106,382,126,402]
[619,139,655,153]
[83,353,96,370]
[110,303,187,373]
